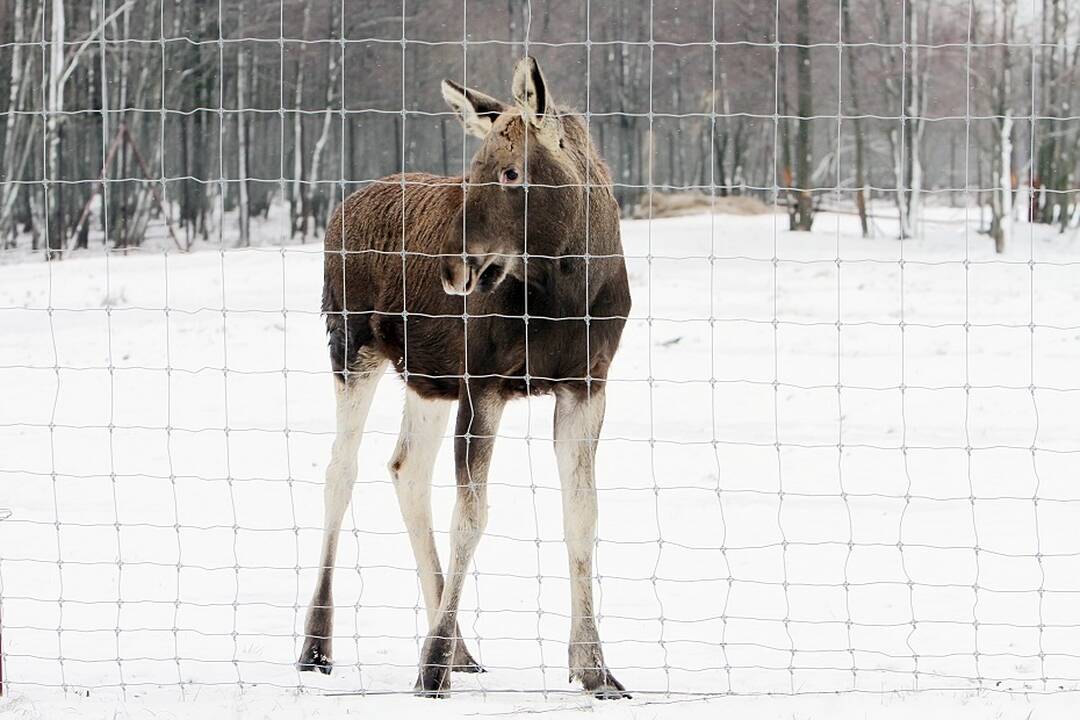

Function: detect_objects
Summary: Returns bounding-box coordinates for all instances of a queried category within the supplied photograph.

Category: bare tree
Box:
[235,1,251,248]
[842,0,870,238]
[986,0,1018,253]
[1,0,1071,255]
[303,3,341,240]
[44,0,66,256]
[175,0,214,247]
[289,3,312,239]
[788,0,816,232]
[1034,0,1080,232]
[878,0,932,239]
[0,0,43,247]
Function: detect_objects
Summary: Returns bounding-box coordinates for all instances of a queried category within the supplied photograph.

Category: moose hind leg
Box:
[554,387,630,699]
[298,351,386,674]
[389,389,483,673]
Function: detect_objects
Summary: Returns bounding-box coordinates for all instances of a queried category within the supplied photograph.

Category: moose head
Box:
[438,56,587,297]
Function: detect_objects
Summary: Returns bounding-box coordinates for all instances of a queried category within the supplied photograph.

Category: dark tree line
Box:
[0,0,1077,258]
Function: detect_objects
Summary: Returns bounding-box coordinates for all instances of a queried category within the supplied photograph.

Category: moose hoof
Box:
[415,635,454,697]
[581,668,631,700]
[414,665,452,698]
[452,642,485,674]
[297,637,332,675]
[570,642,631,699]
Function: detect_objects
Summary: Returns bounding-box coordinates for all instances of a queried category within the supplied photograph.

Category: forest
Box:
[0,0,1076,257]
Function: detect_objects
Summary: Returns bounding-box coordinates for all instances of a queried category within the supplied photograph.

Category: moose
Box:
[298,56,632,699]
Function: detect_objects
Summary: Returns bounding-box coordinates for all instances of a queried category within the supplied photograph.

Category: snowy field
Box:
[3,208,1080,718]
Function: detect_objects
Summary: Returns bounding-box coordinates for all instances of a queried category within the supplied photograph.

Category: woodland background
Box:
[0,0,1076,256]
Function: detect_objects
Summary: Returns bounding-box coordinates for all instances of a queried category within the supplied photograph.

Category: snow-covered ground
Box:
[2,208,1080,718]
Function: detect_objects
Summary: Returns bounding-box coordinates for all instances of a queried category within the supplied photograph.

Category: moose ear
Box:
[511,56,550,128]
[441,80,506,139]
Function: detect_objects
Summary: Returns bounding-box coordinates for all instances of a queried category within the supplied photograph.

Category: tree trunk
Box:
[0,0,39,246]
[304,6,340,241]
[991,113,1014,253]
[44,0,67,257]
[236,33,251,248]
[989,1,1017,253]
[290,3,311,238]
[792,0,815,231]
[779,54,793,213]
[904,6,930,239]
[1,0,25,245]
[842,0,869,238]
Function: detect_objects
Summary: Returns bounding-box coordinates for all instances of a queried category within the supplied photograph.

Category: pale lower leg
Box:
[554,388,628,698]
[298,358,384,672]
[414,384,503,697]
[414,481,487,695]
[389,390,481,671]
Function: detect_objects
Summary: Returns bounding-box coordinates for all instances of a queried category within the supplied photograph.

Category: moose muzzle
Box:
[441,253,507,296]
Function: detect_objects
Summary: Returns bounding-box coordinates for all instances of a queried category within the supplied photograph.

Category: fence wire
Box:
[1,0,1080,703]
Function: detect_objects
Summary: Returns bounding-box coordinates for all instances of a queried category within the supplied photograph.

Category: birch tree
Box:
[842,0,869,238]
[289,4,312,238]
[789,0,816,231]
[1034,0,1079,231]
[236,30,251,248]
[878,0,931,239]
[0,0,43,246]
[987,0,1018,253]
[0,0,1066,253]
[45,0,66,255]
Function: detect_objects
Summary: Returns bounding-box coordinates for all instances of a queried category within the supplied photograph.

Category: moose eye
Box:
[500,168,519,183]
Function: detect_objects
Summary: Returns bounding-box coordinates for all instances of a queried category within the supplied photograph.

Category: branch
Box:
[347,14,416,33]
[59,0,137,91]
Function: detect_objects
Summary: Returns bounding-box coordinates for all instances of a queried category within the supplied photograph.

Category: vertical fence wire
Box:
[0,0,1078,702]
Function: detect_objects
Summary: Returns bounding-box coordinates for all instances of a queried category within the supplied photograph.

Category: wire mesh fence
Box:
[1,0,1080,705]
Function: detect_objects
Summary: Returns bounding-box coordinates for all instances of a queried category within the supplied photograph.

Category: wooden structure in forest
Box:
[67,122,184,253]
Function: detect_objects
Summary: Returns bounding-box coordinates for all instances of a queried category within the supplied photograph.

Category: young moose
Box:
[298,57,632,698]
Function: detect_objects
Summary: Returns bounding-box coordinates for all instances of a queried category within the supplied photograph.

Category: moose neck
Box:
[513,185,621,320]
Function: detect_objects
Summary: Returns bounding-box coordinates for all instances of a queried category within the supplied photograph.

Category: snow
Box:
[2,207,1080,718]
[1,686,1076,720]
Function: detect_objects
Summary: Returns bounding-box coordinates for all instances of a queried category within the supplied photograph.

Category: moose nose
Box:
[441,255,477,296]
[499,167,522,186]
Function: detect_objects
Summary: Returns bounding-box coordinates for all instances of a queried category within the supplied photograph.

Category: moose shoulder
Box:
[304,56,632,698]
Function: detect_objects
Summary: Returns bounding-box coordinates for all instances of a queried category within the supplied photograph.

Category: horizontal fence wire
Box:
[1,0,1080,705]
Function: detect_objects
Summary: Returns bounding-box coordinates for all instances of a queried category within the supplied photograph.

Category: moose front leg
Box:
[415,381,505,698]
[554,386,630,699]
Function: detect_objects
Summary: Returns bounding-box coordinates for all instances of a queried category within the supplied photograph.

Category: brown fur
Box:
[321,107,631,401]
[309,58,633,698]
